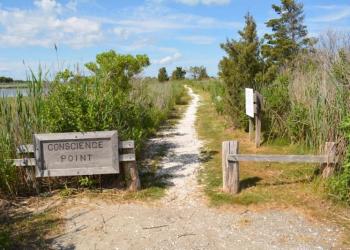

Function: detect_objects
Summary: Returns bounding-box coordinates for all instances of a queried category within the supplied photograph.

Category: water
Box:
[0,88,29,97]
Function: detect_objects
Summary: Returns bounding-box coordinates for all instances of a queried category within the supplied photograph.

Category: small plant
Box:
[59,184,74,197]
[78,177,96,188]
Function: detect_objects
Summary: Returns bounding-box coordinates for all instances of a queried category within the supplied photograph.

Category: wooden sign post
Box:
[15,131,140,191]
[33,131,119,177]
[245,88,263,148]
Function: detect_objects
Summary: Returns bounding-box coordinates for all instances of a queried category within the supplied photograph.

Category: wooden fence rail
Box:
[14,140,140,191]
[222,140,336,194]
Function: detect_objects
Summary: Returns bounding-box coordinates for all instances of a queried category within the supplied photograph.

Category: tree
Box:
[189,66,209,80]
[219,13,262,127]
[0,76,14,83]
[85,50,150,91]
[262,0,311,79]
[158,67,169,82]
[171,67,186,80]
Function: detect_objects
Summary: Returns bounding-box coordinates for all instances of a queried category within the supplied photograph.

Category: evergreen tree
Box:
[158,67,169,82]
[219,13,262,127]
[262,0,311,79]
[171,67,186,80]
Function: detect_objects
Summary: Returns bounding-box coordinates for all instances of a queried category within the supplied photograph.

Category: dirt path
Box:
[53,87,341,250]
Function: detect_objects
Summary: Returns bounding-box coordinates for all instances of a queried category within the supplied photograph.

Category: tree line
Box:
[157,66,209,82]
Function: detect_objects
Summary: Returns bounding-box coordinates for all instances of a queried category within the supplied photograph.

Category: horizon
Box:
[0,0,350,80]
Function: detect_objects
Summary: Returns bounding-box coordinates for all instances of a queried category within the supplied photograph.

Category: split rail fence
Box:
[222,140,337,194]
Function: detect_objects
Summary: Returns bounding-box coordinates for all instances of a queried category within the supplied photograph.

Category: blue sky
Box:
[0,0,349,79]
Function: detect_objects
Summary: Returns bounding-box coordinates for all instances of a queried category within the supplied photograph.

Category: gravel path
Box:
[53,87,342,250]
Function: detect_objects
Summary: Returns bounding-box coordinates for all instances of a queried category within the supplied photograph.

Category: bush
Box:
[327,117,350,204]
[0,52,188,197]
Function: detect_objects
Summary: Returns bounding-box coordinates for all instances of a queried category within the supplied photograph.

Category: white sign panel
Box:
[245,88,254,118]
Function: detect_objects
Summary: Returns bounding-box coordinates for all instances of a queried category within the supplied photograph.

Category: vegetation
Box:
[189,66,209,80]
[192,85,350,243]
[158,67,169,82]
[219,13,262,127]
[262,0,312,81]
[0,77,14,83]
[171,67,186,80]
[216,0,350,205]
[0,50,188,198]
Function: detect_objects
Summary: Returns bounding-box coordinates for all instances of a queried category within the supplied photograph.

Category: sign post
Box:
[245,88,263,148]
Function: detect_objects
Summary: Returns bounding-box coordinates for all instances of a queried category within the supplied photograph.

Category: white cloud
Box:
[178,35,215,45]
[176,0,230,6]
[0,0,102,48]
[154,52,182,65]
[310,5,350,22]
[34,0,61,13]
[66,0,78,12]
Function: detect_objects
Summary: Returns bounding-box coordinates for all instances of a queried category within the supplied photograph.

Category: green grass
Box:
[194,86,350,244]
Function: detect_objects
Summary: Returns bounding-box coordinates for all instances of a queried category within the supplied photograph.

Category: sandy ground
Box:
[52,87,342,250]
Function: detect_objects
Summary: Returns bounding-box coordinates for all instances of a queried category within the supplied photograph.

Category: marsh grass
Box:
[0,66,189,198]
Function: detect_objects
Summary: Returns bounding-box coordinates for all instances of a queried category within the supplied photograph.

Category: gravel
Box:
[52,87,343,250]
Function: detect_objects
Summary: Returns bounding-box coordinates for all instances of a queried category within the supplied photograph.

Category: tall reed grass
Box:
[0,69,187,198]
[261,32,350,152]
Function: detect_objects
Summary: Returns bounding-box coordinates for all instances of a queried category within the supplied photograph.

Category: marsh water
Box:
[0,88,29,97]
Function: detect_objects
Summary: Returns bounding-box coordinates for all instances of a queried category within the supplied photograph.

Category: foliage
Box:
[85,50,150,91]
[78,176,96,188]
[0,51,188,197]
[219,13,262,128]
[0,76,14,83]
[262,0,312,81]
[171,67,186,80]
[157,67,169,82]
[189,66,209,80]
[327,117,350,204]
[261,74,291,140]
[187,79,225,114]
[0,68,47,196]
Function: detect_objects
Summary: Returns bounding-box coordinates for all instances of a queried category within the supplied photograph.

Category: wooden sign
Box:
[33,131,119,177]
[245,88,254,118]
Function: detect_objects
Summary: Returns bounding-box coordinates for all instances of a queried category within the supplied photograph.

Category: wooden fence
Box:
[222,140,337,194]
[14,140,140,191]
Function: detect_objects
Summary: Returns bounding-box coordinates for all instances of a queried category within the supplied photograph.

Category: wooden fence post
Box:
[222,140,240,194]
[255,113,261,148]
[249,118,254,142]
[321,142,336,178]
[126,161,141,191]
[254,92,263,148]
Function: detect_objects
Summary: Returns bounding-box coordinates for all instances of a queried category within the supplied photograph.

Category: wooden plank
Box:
[37,167,119,177]
[14,153,135,167]
[17,144,34,154]
[14,158,36,167]
[120,153,136,162]
[222,141,239,194]
[17,140,135,154]
[228,154,330,163]
[321,142,337,178]
[119,140,134,149]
